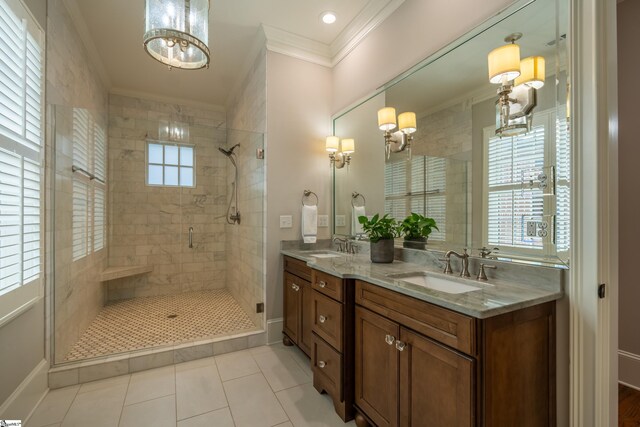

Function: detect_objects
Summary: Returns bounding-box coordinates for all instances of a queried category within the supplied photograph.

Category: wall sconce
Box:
[488,33,545,138]
[377,108,417,159]
[326,136,355,169]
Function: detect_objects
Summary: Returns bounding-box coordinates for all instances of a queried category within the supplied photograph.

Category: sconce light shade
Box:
[341,138,355,154]
[488,43,521,84]
[514,56,545,89]
[378,107,397,131]
[398,112,417,134]
[326,136,339,152]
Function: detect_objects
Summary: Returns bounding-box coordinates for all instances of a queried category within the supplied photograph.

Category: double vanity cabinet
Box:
[282,254,558,427]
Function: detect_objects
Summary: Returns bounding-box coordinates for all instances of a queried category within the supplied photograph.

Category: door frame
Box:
[569,0,618,425]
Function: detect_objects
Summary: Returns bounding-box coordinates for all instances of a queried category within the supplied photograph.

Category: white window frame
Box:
[0,0,45,325]
[482,107,570,260]
[145,141,196,188]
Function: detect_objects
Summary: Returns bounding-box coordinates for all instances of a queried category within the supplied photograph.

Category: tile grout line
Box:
[173,364,178,425]
[116,375,132,427]
[211,356,234,425]
[51,384,82,427]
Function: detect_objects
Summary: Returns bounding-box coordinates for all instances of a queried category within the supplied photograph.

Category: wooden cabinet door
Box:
[355,306,400,427]
[283,272,301,344]
[299,278,314,356]
[399,327,474,427]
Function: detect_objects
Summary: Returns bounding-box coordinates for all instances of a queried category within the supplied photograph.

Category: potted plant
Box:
[358,214,400,263]
[399,213,439,250]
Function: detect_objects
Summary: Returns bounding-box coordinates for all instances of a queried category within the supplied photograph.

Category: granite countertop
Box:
[281,249,564,319]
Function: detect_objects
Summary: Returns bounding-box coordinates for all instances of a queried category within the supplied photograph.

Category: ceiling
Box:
[74,0,389,107]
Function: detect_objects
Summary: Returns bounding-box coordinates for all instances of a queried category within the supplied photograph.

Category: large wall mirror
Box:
[332,0,570,266]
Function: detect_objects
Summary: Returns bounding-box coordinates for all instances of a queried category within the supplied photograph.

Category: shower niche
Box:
[52,97,266,366]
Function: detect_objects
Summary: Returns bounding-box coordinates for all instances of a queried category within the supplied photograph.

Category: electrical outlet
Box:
[318,215,329,227]
[526,221,538,237]
[336,215,346,227]
[279,215,293,228]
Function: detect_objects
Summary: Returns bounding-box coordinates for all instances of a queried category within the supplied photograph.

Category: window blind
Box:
[555,118,571,253]
[94,187,105,251]
[72,179,88,261]
[486,125,545,249]
[0,0,43,299]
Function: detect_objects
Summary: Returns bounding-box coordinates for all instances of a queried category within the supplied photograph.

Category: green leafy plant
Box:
[358,214,400,243]
[399,213,439,240]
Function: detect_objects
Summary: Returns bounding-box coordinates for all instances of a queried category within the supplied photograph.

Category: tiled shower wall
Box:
[225,48,267,329]
[49,0,109,364]
[106,94,228,301]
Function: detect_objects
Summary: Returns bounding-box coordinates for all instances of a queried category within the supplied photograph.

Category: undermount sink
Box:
[300,250,344,258]
[387,272,482,294]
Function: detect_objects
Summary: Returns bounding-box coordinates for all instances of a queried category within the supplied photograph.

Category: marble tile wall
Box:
[47,0,109,364]
[106,94,228,301]
[225,48,267,329]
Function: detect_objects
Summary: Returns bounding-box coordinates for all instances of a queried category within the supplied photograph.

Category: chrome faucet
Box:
[478,247,499,259]
[444,248,471,278]
[333,237,347,252]
[333,237,357,254]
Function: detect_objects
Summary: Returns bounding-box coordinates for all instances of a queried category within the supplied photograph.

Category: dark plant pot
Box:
[403,236,427,250]
[370,239,395,263]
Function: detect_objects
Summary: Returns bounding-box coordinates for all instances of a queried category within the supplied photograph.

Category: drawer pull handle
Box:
[291,284,300,291]
[319,315,327,323]
[318,281,327,288]
[395,341,407,352]
[318,360,326,368]
[385,335,396,345]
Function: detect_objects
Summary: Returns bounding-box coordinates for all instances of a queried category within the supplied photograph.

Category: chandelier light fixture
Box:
[143,0,211,70]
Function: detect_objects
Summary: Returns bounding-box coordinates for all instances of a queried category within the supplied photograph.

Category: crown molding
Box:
[262,24,332,67]
[262,0,405,68]
[330,0,405,66]
[62,0,112,89]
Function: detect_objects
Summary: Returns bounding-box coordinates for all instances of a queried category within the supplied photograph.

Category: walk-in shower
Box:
[219,143,241,224]
[51,99,266,366]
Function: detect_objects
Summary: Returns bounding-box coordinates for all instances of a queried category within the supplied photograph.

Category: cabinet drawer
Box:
[312,333,343,400]
[355,280,476,356]
[312,291,343,351]
[312,270,344,302]
[284,256,312,282]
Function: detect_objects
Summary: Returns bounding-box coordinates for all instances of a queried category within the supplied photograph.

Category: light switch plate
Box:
[280,215,293,228]
[336,215,346,227]
[318,215,329,227]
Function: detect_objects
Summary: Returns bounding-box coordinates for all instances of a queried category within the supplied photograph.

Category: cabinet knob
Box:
[318,360,326,368]
[319,315,327,323]
[395,341,407,352]
[385,335,396,345]
[318,281,327,288]
[291,283,300,291]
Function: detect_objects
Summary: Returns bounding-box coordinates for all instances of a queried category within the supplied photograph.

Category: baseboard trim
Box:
[267,318,283,345]
[619,350,640,390]
[0,359,48,422]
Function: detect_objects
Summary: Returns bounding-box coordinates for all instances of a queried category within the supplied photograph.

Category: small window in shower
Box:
[146,142,195,187]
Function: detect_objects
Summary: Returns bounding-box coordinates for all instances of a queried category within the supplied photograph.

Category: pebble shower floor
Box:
[64,289,256,361]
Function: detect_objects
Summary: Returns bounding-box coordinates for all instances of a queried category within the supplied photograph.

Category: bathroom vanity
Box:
[281,250,562,426]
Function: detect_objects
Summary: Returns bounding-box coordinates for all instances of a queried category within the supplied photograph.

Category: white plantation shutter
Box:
[72,107,107,259]
[555,117,571,253]
[0,0,43,313]
[384,156,447,241]
[486,125,546,249]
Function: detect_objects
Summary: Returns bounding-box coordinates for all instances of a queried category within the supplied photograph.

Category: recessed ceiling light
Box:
[321,11,337,24]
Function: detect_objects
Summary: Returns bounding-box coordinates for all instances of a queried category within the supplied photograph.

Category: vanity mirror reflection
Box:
[332,0,570,266]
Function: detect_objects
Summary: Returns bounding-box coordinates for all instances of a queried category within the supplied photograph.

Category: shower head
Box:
[218,144,240,157]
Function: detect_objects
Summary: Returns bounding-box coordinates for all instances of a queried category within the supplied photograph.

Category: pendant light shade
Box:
[144,0,210,70]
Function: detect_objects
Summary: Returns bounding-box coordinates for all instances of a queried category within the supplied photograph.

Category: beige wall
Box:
[618,0,640,380]
[331,0,512,113]
[106,93,228,301]
[225,48,267,328]
[266,51,333,320]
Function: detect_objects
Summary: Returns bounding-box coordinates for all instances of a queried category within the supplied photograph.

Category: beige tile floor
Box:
[65,290,256,361]
[29,343,356,427]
